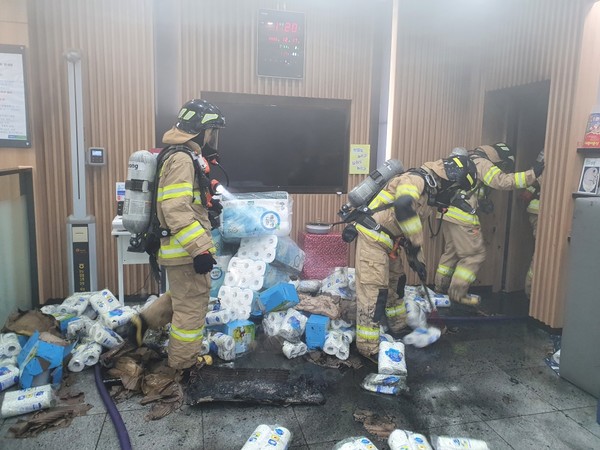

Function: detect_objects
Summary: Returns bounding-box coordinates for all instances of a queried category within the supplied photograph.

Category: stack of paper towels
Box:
[220,191,292,239]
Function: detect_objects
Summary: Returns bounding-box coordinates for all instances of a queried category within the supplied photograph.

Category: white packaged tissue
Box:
[378,341,407,375]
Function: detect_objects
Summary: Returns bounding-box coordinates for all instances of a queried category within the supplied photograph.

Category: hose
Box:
[94,364,132,450]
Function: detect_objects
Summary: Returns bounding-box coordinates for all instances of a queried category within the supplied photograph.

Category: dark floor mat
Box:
[185,366,325,406]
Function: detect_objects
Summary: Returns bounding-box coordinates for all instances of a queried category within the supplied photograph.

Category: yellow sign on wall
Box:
[349,144,370,175]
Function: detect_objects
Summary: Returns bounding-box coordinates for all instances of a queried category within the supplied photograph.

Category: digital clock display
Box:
[257,9,305,79]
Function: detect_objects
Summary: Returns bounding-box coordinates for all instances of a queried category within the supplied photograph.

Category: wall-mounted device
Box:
[87,147,106,166]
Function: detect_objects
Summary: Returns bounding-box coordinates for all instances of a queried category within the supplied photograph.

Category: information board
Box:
[0,45,30,148]
[257,9,305,79]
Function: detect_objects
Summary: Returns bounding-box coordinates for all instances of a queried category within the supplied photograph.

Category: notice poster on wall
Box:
[577,158,600,196]
[0,45,30,148]
[349,144,370,175]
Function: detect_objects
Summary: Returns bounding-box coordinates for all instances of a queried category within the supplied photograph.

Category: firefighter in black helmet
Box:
[434,143,544,306]
[131,99,226,369]
[354,155,477,359]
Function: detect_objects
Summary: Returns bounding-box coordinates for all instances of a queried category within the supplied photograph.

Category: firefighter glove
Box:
[209,198,223,215]
[409,258,428,282]
[193,252,217,274]
[532,160,545,178]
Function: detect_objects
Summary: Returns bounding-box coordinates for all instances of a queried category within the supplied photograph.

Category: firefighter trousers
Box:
[141,264,209,369]
[355,233,407,358]
[434,221,486,302]
[525,213,538,297]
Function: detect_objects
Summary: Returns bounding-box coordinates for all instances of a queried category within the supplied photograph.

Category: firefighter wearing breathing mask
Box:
[354,155,477,358]
[131,99,225,369]
[434,143,544,306]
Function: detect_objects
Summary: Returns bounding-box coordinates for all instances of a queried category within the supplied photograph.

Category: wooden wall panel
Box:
[28,0,155,300]
[179,0,380,259]
[389,0,594,326]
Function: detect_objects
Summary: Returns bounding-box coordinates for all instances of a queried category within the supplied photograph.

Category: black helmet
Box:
[443,155,477,191]
[175,99,225,135]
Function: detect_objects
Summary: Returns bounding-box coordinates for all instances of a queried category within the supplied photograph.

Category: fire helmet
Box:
[175,99,225,135]
[442,155,477,191]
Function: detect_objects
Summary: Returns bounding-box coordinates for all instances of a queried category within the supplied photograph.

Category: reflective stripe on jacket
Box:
[157,146,214,266]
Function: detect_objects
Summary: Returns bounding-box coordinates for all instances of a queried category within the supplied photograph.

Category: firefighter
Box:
[523,178,541,296]
[131,99,225,369]
[354,155,477,358]
[434,143,545,305]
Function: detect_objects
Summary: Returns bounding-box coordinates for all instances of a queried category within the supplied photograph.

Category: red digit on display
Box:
[291,22,298,33]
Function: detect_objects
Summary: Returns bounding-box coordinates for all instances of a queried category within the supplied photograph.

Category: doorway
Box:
[478,80,549,293]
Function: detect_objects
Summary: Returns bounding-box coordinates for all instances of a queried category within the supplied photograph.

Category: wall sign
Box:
[257,9,305,79]
[0,45,31,148]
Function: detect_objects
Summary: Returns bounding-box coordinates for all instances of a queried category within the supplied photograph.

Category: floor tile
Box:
[405,338,500,381]
[0,414,105,449]
[292,368,390,448]
[563,407,600,439]
[426,420,513,449]
[487,410,600,450]
[96,405,203,450]
[505,367,598,410]
[445,366,556,420]
[202,403,305,450]
[382,378,481,430]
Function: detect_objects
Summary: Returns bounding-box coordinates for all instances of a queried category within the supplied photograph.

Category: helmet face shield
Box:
[443,156,477,191]
[204,128,219,150]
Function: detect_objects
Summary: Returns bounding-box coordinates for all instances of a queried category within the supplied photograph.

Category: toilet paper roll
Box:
[83,342,102,366]
[91,322,124,349]
[263,311,286,337]
[40,305,58,315]
[67,355,85,373]
[0,333,22,358]
[0,365,19,391]
[282,340,308,359]
[199,340,210,356]
[336,342,350,361]
[1,384,56,418]
[0,355,18,368]
[378,341,407,376]
[330,319,353,330]
[205,309,233,325]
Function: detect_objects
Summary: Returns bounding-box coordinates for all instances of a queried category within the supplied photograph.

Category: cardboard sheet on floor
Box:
[353,408,397,440]
[3,310,61,337]
[185,366,325,406]
[295,293,341,319]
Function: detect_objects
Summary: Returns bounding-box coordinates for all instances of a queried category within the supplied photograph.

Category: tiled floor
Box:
[1,319,599,449]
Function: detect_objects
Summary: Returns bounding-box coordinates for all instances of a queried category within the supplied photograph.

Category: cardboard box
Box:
[17,332,73,389]
[209,320,256,354]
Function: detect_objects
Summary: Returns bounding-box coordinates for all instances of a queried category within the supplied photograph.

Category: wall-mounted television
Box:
[202,92,350,194]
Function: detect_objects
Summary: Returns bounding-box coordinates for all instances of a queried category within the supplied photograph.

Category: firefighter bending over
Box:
[354,155,477,358]
[434,143,544,306]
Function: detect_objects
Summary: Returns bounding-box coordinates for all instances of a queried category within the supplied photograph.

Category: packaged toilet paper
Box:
[1,384,56,418]
[361,373,407,395]
[430,435,490,450]
[282,341,308,359]
[333,436,379,449]
[240,424,292,449]
[378,341,407,375]
[388,429,432,450]
[237,236,305,276]
[0,365,19,391]
[0,333,22,358]
[403,327,441,348]
[220,192,292,239]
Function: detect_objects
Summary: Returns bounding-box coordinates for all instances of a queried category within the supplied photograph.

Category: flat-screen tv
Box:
[202,92,350,194]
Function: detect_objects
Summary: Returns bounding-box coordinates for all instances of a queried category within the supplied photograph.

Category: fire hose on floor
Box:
[94,364,132,450]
